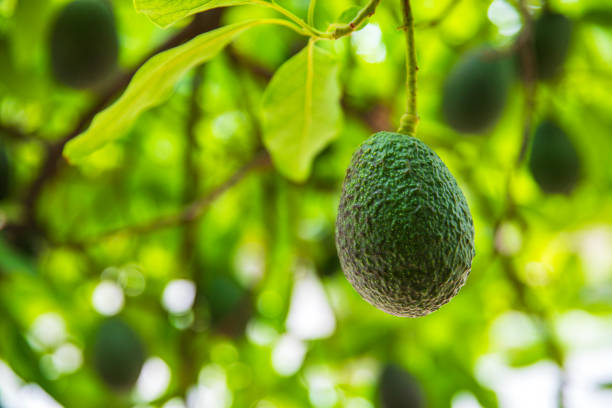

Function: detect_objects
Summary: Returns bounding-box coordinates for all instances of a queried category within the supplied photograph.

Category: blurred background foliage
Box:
[0,0,611,407]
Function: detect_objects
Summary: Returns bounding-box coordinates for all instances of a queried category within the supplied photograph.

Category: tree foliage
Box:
[0,0,611,407]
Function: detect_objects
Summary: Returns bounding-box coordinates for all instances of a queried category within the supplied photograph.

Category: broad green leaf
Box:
[63,20,263,163]
[261,42,342,182]
[134,0,259,28]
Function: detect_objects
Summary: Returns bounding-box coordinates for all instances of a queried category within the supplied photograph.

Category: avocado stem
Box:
[328,0,382,39]
[398,0,419,137]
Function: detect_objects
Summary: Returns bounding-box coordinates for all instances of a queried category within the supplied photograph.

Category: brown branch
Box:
[21,10,224,229]
[490,5,566,406]
[181,64,206,264]
[515,2,538,168]
[0,123,39,143]
[227,46,273,81]
[66,150,270,246]
[178,64,206,393]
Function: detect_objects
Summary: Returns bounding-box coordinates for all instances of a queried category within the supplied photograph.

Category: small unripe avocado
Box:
[336,132,475,317]
[206,275,251,337]
[207,276,244,323]
[92,318,145,390]
[442,48,512,133]
[528,120,580,194]
[49,0,119,88]
[533,11,572,80]
[378,364,426,408]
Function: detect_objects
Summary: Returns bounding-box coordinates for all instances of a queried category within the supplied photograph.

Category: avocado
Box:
[336,132,474,317]
[92,318,145,390]
[528,120,580,194]
[533,11,572,80]
[378,364,426,408]
[49,0,119,88]
[442,48,512,133]
[206,275,251,337]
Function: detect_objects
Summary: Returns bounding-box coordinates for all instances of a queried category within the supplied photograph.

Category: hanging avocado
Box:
[442,48,513,133]
[336,132,475,317]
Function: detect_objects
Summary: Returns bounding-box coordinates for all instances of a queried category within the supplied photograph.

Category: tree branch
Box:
[492,5,566,406]
[181,65,206,264]
[67,150,271,246]
[515,1,538,168]
[21,10,224,229]
[0,123,39,143]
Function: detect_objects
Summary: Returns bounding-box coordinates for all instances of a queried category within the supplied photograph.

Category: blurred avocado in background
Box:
[49,0,119,88]
[528,120,581,195]
[441,47,513,134]
[205,274,252,337]
[378,363,426,408]
[532,10,572,80]
[92,318,145,391]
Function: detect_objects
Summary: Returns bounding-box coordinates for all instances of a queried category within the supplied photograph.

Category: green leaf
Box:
[134,0,259,28]
[261,42,342,182]
[63,20,263,163]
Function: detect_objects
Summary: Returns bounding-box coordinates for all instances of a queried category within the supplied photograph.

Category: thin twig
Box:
[0,123,39,143]
[515,1,538,167]
[182,65,206,263]
[328,0,382,39]
[66,150,271,246]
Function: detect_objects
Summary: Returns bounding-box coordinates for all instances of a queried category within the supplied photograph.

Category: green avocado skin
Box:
[528,120,580,194]
[533,12,572,80]
[442,48,512,133]
[336,132,475,317]
[92,318,145,390]
[378,364,426,408]
[49,0,118,88]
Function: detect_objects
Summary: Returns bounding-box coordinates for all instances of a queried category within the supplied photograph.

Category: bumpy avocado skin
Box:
[528,120,580,194]
[336,132,475,317]
[49,0,118,88]
[442,48,512,133]
[533,12,572,80]
[378,364,426,408]
[92,318,145,390]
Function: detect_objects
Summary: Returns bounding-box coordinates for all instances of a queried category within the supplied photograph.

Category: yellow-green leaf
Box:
[134,0,258,28]
[63,20,263,163]
[261,42,342,182]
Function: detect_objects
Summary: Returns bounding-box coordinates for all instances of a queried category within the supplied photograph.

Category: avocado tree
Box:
[0,0,611,407]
